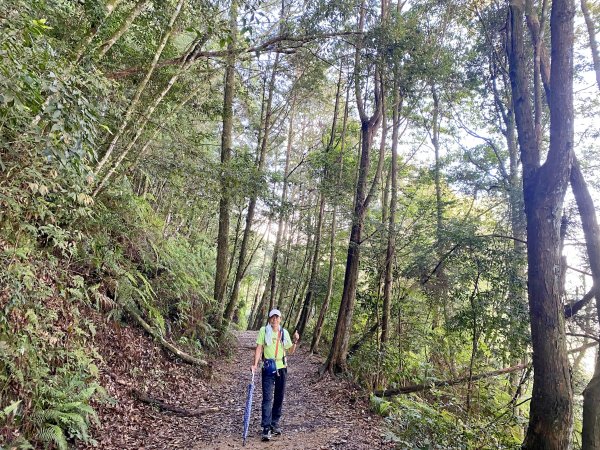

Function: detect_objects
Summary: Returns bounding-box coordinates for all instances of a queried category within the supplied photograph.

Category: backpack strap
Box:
[263,326,286,361]
[275,328,280,358]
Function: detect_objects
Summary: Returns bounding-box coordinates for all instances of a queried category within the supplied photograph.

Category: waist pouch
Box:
[263,358,277,375]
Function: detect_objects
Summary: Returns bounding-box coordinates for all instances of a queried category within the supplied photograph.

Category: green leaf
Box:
[2,400,22,418]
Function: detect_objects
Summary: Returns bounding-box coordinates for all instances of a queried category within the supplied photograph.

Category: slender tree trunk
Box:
[381,78,401,346]
[128,81,206,172]
[94,35,209,195]
[508,0,576,447]
[580,0,600,90]
[74,0,126,62]
[295,71,342,339]
[311,76,350,353]
[225,53,280,322]
[93,0,185,182]
[214,0,238,327]
[225,207,244,293]
[263,94,296,317]
[283,198,314,330]
[428,84,455,376]
[276,215,292,308]
[97,0,149,60]
[571,157,600,450]
[294,193,324,337]
[247,219,271,328]
[324,2,384,372]
[576,4,600,443]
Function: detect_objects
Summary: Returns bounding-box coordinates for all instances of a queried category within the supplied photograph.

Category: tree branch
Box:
[107,31,361,79]
[373,363,529,396]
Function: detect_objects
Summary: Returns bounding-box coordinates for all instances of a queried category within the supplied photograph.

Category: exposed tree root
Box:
[125,304,208,366]
[132,390,219,416]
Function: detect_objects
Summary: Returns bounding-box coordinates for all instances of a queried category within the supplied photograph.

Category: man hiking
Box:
[251,308,300,441]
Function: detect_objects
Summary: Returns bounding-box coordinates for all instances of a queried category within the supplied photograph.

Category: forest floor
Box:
[82,318,395,449]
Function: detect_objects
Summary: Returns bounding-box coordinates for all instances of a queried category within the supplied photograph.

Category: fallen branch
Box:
[125,304,208,366]
[132,390,219,416]
[373,363,529,397]
[373,343,598,398]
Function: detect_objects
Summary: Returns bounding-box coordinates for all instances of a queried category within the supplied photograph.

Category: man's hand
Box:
[293,331,300,343]
[251,364,258,373]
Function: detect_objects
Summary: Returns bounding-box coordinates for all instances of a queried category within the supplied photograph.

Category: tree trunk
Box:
[580,0,600,90]
[325,107,382,372]
[247,219,271,328]
[324,1,383,373]
[262,94,296,321]
[295,192,324,337]
[295,71,342,339]
[570,157,600,450]
[225,53,280,323]
[74,0,127,62]
[214,0,238,327]
[97,0,149,60]
[93,0,185,183]
[310,77,349,353]
[282,200,314,330]
[381,77,401,346]
[225,207,244,295]
[507,0,575,447]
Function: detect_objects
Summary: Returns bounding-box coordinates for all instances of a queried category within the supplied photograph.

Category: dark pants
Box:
[261,367,287,429]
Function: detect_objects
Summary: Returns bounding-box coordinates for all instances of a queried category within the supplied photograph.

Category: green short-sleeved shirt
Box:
[257,326,293,369]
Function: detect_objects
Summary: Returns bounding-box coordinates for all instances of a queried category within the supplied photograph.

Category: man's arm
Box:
[286,330,300,355]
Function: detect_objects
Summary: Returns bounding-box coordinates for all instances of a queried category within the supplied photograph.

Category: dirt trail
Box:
[86,325,393,449]
[203,331,392,449]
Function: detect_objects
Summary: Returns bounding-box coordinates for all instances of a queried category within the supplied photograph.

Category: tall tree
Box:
[381,76,402,345]
[253,93,296,326]
[311,75,350,353]
[224,52,280,323]
[577,2,600,443]
[214,0,238,327]
[295,70,343,339]
[507,0,576,447]
[571,158,600,449]
[324,0,384,373]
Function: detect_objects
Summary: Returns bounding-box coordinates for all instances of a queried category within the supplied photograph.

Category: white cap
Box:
[268,308,282,318]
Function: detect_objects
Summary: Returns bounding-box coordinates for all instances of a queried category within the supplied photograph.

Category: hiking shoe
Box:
[270,425,282,436]
[261,428,272,441]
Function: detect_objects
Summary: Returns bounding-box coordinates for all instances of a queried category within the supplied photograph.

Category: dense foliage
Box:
[1,0,599,448]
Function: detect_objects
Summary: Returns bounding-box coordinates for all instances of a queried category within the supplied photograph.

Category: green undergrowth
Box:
[371,394,523,449]
[0,5,220,447]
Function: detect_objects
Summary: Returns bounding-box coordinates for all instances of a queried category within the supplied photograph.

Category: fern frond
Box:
[37,424,68,450]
